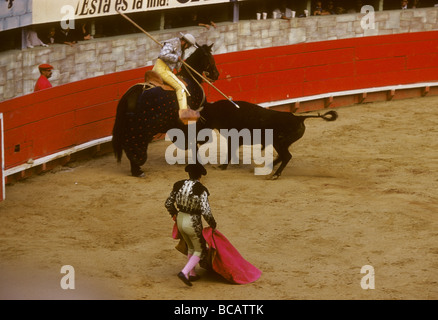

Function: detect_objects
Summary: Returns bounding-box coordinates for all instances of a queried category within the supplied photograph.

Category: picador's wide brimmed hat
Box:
[185,163,207,176]
[180,32,198,48]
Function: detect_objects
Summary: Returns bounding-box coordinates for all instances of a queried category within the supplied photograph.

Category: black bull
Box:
[197,100,338,179]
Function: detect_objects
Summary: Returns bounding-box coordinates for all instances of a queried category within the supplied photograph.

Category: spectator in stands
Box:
[34,64,53,92]
[401,0,409,9]
[326,1,336,14]
[313,1,323,15]
[76,22,93,41]
[273,0,294,19]
[45,27,58,45]
[313,1,331,15]
[92,22,106,38]
[58,27,77,47]
[190,11,217,30]
[25,27,48,48]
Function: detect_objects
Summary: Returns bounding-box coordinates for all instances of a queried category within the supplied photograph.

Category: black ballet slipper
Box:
[177,272,192,286]
[189,275,201,282]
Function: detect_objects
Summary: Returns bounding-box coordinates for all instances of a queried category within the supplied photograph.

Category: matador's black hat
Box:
[185,163,207,176]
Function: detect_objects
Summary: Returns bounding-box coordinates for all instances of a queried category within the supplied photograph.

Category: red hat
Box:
[38,64,54,70]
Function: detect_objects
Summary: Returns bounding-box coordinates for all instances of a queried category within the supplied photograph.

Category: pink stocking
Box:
[186,254,197,276]
[182,255,200,277]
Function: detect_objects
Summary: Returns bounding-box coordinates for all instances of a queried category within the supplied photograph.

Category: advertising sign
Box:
[33,0,233,24]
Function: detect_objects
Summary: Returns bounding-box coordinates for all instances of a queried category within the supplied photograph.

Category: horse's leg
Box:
[130,159,144,177]
[128,142,149,178]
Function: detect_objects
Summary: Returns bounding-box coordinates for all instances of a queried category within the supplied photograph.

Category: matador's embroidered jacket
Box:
[165,179,217,229]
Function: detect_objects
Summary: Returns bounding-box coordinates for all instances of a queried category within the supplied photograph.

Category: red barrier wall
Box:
[1,67,148,171]
[206,31,438,103]
[0,113,4,201]
[1,31,438,177]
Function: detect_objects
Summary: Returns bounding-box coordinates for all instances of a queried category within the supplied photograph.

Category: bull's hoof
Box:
[218,164,228,170]
[270,174,280,180]
[131,170,145,178]
[132,173,145,178]
[179,109,200,125]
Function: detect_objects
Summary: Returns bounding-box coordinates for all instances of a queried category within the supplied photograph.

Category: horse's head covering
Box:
[185,163,207,176]
[180,33,198,48]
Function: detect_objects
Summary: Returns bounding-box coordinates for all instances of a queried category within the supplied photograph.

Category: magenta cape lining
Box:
[172,223,261,284]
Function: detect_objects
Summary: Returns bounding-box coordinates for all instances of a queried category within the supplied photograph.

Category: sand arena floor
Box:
[0,96,437,300]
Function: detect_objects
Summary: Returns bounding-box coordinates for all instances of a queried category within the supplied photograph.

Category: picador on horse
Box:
[112,33,220,177]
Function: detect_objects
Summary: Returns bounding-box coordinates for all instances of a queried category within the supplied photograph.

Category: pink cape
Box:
[172,223,261,284]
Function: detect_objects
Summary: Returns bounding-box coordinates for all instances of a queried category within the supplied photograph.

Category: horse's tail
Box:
[112,99,125,163]
[112,84,144,163]
[299,110,338,122]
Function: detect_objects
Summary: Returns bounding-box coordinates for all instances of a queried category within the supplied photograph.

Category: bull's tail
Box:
[300,110,338,122]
